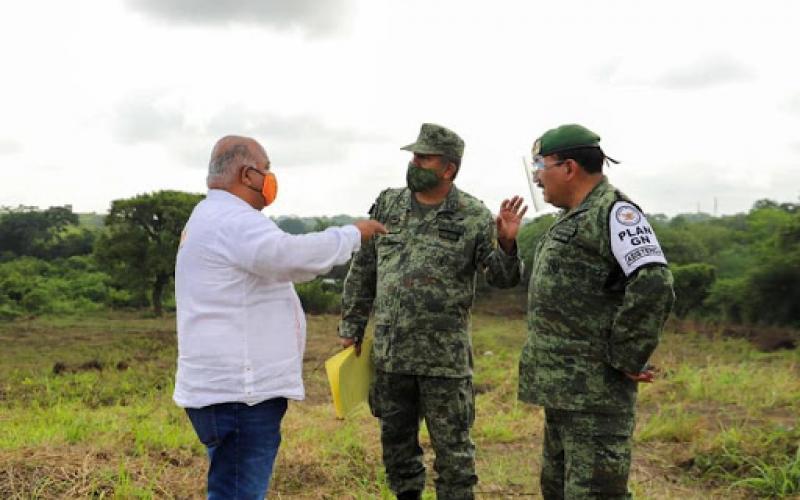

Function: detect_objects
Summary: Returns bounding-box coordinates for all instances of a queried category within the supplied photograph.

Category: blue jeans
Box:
[186,398,288,500]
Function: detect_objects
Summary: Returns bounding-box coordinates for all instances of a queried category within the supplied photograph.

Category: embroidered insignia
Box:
[609,202,667,276]
[615,205,641,226]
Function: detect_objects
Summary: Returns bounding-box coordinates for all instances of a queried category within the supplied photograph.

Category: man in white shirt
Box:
[174,135,385,499]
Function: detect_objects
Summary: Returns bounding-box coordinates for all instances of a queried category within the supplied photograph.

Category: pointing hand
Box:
[353,220,387,243]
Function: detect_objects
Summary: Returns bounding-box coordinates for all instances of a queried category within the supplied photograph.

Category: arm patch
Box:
[609,202,667,276]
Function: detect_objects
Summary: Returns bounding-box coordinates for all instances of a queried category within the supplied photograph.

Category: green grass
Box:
[1,309,798,498]
[732,446,800,497]
[636,404,703,443]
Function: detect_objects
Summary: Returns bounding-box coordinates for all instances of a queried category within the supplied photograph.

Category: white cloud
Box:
[785,93,800,115]
[2,0,800,216]
[125,0,354,35]
[204,105,389,167]
[113,93,186,145]
[0,139,23,156]
[654,56,755,90]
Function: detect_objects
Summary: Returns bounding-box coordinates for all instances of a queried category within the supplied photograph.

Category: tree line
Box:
[0,193,356,320]
[517,199,800,327]
[1,193,798,327]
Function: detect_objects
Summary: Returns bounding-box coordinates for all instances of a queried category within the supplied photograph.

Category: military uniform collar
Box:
[404,184,461,215]
[441,184,461,214]
[561,176,610,220]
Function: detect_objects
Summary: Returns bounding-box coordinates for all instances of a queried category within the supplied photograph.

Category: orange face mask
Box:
[247,167,278,206]
[261,171,278,206]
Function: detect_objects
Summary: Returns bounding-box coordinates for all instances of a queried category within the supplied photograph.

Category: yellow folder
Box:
[325,336,374,419]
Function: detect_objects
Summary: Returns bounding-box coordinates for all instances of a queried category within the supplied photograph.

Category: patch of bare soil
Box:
[670,318,799,353]
[0,447,202,499]
[271,458,331,495]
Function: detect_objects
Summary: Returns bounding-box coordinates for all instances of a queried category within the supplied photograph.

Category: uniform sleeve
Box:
[609,201,667,276]
[226,212,361,284]
[338,198,380,340]
[607,263,675,374]
[475,216,523,289]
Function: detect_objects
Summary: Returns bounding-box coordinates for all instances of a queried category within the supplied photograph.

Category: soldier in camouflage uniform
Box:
[339,123,527,500]
[518,124,675,499]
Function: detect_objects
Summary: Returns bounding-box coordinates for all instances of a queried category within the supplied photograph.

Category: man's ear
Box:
[563,159,578,180]
[443,162,457,181]
[239,164,252,186]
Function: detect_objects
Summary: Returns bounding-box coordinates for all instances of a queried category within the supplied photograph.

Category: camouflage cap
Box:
[532,123,618,163]
[401,123,465,159]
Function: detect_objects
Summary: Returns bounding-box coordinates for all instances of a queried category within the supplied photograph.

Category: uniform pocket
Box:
[368,370,388,418]
[534,334,594,356]
[589,434,632,495]
[424,230,470,270]
[461,379,476,428]
[376,234,404,266]
[372,324,391,361]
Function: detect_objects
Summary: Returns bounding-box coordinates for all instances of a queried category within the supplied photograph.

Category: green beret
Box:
[532,124,617,163]
[401,123,465,159]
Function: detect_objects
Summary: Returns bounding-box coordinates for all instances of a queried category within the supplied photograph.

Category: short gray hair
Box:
[206,142,256,188]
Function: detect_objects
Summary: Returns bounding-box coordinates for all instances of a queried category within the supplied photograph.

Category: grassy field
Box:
[1,300,799,498]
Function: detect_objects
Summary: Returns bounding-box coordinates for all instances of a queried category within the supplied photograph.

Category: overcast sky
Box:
[2,0,799,218]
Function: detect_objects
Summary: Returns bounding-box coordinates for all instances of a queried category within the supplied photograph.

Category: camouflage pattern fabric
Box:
[518,176,673,499]
[400,123,465,159]
[340,185,522,378]
[369,370,477,500]
[340,183,520,498]
[541,409,634,500]
[518,177,674,412]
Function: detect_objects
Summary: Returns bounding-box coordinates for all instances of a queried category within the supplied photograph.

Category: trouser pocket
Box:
[185,405,220,447]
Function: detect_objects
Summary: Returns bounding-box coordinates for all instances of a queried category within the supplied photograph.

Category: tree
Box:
[94,191,204,316]
[705,208,800,326]
[0,205,80,257]
[655,226,709,265]
[275,217,308,234]
[671,263,716,318]
[741,256,800,325]
[739,209,800,325]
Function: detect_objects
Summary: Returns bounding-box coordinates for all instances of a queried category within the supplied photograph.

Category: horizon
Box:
[2,1,800,218]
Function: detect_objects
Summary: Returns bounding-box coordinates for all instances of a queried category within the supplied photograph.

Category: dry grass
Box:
[1,302,798,498]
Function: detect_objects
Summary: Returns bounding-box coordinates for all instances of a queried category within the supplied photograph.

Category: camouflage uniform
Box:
[341,124,522,499]
[519,125,674,499]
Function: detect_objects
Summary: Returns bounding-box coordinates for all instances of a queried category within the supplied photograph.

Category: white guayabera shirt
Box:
[173,189,361,408]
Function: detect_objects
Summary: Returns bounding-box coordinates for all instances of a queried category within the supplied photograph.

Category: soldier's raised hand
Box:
[496,195,528,253]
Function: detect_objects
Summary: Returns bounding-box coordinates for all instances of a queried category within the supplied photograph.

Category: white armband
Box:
[609,201,667,276]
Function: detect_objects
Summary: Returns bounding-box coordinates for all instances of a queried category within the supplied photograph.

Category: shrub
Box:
[0,302,22,320]
[705,277,747,324]
[0,256,112,318]
[671,263,716,318]
[295,280,340,315]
